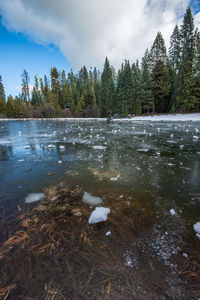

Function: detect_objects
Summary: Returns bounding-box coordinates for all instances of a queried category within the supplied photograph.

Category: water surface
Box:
[0,120,200,222]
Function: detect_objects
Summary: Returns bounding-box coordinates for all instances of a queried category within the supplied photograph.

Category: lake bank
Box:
[0,182,199,299]
[0,112,200,122]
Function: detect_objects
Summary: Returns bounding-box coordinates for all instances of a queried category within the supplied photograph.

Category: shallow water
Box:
[0,120,200,223]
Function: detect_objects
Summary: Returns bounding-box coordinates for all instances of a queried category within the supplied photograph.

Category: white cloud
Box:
[0,0,192,69]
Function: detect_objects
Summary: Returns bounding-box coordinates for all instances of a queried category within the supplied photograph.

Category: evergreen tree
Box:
[31,76,42,106]
[13,99,26,118]
[178,6,195,111]
[141,50,154,113]
[50,67,60,107]
[21,69,30,102]
[150,32,170,112]
[5,95,15,117]
[169,25,181,110]
[0,75,6,115]
[93,67,101,106]
[100,57,116,117]
[193,28,200,111]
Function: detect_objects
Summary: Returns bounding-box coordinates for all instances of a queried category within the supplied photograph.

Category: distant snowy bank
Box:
[116,113,200,122]
[0,113,200,122]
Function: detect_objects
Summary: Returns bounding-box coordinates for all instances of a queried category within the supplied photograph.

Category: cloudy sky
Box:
[0,0,200,96]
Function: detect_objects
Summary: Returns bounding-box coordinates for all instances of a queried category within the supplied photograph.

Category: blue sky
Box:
[0,0,199,97]
[0,16,70,96]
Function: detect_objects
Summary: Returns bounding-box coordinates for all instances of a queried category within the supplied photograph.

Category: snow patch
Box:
[88,207,110,224]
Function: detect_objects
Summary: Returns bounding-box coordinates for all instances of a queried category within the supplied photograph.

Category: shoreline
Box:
[0,112,200,122]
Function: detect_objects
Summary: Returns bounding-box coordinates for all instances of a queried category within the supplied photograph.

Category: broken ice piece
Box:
[83,191,102,206]
[106,231,111,236]
[170,209,176,216]
[193,221,200,234]
[25,193,45,203]
[59,145,65,150]
[88,207,110,224]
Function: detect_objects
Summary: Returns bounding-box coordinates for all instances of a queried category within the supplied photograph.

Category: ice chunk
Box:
[110,175,120,181]
[196,233,200,239]
[24,145,30,149]
[59,145,65,150]
[106,231,111,236]
[25,193,45,203]
[88,207,110,224]
[92,145,107,150]
[83,191,102,206]
[170,209,176,216]
[193,135,199,140]
[183,253,188,258]
[58,160,62,164]
[47,144,55,149]
[193,222,200,234]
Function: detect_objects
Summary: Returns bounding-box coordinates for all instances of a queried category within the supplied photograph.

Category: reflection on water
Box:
[0,120,200,222]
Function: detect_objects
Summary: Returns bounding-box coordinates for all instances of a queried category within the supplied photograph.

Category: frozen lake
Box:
[0,119,200,222]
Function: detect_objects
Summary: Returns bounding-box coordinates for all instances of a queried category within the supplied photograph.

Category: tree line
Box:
[0,7,200,119]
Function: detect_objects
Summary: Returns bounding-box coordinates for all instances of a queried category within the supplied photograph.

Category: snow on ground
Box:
[114,113,200,122]
[82,191,102,206]
[88,207,110,224]
[25,193,45,203]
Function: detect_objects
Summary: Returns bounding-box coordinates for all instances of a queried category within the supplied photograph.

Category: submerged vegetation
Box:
[0,183,200,299]
[1,7,200,119]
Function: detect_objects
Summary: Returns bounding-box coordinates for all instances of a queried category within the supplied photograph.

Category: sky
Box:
[0,0,200,97]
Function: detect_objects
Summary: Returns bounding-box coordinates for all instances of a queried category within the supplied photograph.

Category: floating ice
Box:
[193,222,200,234]
[92,145,107,150]
[47,144,55,149]
[136,149,149,153]
[24,145,30,149]
[106,231,111,236]
[193,135,199,140]
[88,207,110,224]
[110,175,120,181]
[58,160,62,164]
[170,209,176,216]
[25,193,45,203]
[83,191,102,206]
[183,253,188,258]
[59,145,65,150]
